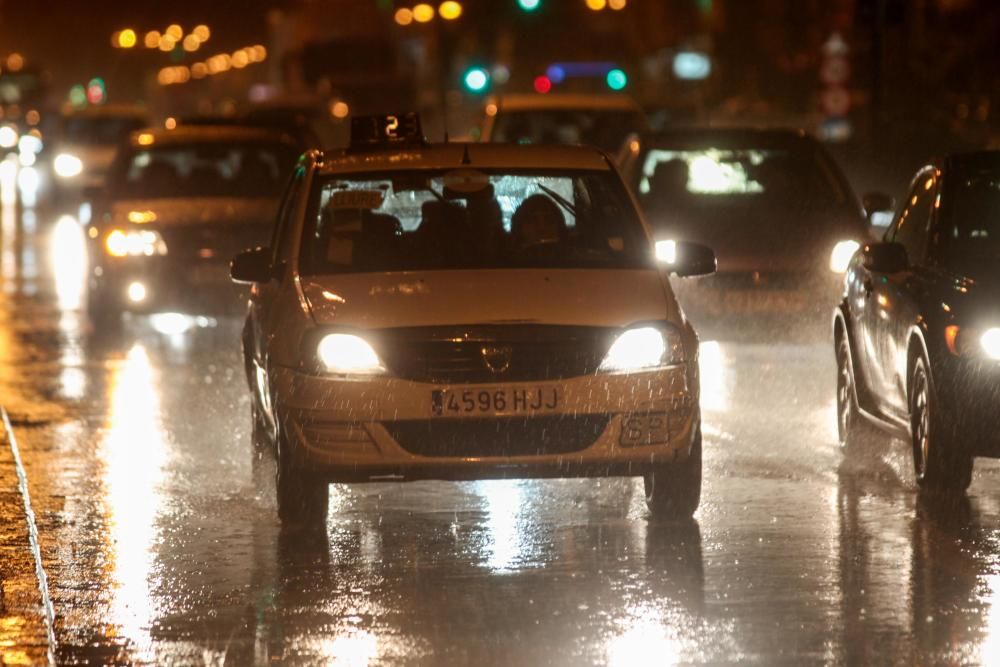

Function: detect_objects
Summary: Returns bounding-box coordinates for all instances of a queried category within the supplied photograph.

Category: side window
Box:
[888,171,936,264]
[271,166,305,264]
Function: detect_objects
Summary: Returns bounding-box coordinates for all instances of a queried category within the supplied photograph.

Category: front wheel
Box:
[910,355,973,494]
[276,428,329,525]
[836,333,879,453]
[644,427,702,519]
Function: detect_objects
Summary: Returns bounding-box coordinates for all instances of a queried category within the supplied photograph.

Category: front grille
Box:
[384,415,611,458]
[375,325,617,384]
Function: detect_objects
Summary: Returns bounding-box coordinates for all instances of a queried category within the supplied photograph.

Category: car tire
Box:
[910,354,973,493]
[275,426,329,525]
[836,333,879,453]
[250,402,275,488]
[644,427,702,520]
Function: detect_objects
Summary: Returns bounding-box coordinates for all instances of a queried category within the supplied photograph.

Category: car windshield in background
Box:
[638,146,849,214]
[114,142,297,199]
[62,116,146,145]
[943,167,1000,262]
[300,169,651,274]
[492,110,643,153]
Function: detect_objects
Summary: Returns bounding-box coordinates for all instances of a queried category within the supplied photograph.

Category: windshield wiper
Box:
[535,183,577,218]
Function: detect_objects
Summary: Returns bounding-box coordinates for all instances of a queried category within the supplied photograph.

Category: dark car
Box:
[85,125,301,324]
[834,151,1000,494]
[618,128,871,320]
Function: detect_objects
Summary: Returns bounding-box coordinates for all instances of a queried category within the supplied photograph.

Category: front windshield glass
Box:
[62,116,146,145]
[491,110,644,153]
[637,146,849,221]
[113,142,297,199]
[943,166,1000,262]
[299,169,651,274]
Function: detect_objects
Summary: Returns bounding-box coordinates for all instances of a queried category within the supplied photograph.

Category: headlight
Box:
[980,328,1000,360]
[829,240,860,273]
[53,153,83,178]
[104,229,168,257]
[317,334,385,374]
[0,126,18,149]
[945,325,1000,360]
[598,325,684,373]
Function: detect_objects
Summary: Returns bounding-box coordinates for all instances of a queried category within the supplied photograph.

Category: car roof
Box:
[127,125,300,148]
[318,142,612,174]
[60,104,148,120]
[490,93,643,112]
[631,127,816,150]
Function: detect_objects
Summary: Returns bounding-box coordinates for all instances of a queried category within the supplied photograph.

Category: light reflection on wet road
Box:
[3,198,1000,665]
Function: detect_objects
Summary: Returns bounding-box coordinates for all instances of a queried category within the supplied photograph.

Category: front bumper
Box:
[272,364,698,483]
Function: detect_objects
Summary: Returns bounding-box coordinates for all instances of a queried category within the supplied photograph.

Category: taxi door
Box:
[867,169,937,418]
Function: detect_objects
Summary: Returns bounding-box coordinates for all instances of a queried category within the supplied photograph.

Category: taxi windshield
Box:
[299,169,651,274]
[112,142,298,199]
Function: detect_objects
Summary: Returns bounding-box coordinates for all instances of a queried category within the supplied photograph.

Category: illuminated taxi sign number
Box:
[350,113,424,148]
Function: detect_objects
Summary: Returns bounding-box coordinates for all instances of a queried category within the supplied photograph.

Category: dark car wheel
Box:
[644,427,702,520]
[250,403,276,487]
[910,355,973,493]
[836,334,878,452]
[275,427,329,525]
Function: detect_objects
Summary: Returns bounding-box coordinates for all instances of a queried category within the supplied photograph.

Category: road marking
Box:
[2,406,57,665]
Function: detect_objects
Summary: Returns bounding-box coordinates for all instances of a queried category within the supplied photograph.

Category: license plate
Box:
[431,386,561,417]
[620,412,670,447]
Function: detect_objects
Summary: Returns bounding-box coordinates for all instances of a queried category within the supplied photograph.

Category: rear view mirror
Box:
[861,242,908,274]
[231,247,273,284]
[655,240,716,277]
[862,191,894,229]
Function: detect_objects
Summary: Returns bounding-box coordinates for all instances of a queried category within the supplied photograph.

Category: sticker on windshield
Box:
[328,189,385,210]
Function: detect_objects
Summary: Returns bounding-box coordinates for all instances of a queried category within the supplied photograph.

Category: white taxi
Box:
[231,114,716,523]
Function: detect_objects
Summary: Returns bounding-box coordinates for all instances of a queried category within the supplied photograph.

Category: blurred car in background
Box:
[48,105,149,203]
[834,152,1000,495]
[231,113,715,523]
[86,125,300,325]
[480,93,648,154]
[618,128,873,322]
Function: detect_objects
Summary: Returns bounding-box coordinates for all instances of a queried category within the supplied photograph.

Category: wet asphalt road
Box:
[3,199,1000,666]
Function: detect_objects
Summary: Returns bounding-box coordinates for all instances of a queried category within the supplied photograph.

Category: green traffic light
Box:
[606,68,627,91]
[517,0,541,10]
[463,67,490,93]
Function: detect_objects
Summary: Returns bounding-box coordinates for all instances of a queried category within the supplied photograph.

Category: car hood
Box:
[302,269,675,329]
[108,197,279,227]
[647,205,866,272]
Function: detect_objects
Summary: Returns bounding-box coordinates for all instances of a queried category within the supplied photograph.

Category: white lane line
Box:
[2,406,57,665]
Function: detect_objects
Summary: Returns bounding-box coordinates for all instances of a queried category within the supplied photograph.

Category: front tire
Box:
[275,427,329,525]
[644,427,702,519]
[836,333,878,453]
[910,354,973,493]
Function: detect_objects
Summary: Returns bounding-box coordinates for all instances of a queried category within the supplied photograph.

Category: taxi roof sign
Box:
[350,113,425,149]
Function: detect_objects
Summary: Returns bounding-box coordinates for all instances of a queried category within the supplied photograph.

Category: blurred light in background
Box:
[137,133,154,146]
[144,30,161,49]
[51,215,87,311]
[68,85,87,107]
[485,103,498,117]
[165,24,183,40]
[164,117,177,130]
[118,29,137,48]
[673,51,712,80]
[394,8,414,25]
[609,0,627,8]
[53,153,83,178]
[606,68,628,90]
[491,64,511,85]
[0,126,18,149]
[439,1,463,20]
[463,67,490,93]
[192,25,211,42]
[413,3,435,22]
[5,53,24,72]
[158,35,176,52]
[87,77,106,105]
[182,34,201,52]
[17,167,39,207]
[533,75,552,94]
[586,0,607,9]
[517,0,541,11]
[330,101,350,119]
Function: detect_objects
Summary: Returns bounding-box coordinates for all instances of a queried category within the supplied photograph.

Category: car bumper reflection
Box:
[270,365,699,482]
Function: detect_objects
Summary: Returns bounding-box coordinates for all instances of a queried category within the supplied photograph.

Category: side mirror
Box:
[861,242,908,274]
[655,240,716,277]
[862,191,895,229]
[231,247,273,284]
